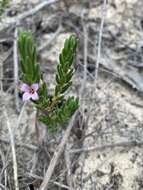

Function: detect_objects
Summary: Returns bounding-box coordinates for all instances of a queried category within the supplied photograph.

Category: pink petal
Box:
[21,83,30,92]
[22,92,31,101]
[31,83,39,91]
[31,92,39,100]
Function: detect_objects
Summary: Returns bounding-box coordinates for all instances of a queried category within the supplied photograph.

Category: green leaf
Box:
[61,81,72,94]
[54,35,78,97]
[18,31,41,84]
[38,96,79,132]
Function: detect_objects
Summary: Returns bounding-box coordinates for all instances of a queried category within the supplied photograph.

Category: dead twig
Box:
[38,24,62,52]
[27,172,71,189]
[0,184,10,190]
[64,144,73,189]
[78,14,88,99]
[0,0,60,31]
[70,140,143,154]
[3,109,19,190]
[0,137,38,151]
[0,149,6,184]
[13,101,27,139]
[0,57,3,92]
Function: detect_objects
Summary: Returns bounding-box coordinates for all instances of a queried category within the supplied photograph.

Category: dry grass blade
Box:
[3,108,19,190]
[13,27,20,113]
[94,0,107,88]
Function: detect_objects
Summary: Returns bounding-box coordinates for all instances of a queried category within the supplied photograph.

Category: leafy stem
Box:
[18,31,79,132]
[54,35,78,97]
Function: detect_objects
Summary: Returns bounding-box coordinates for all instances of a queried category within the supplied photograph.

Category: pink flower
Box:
[21,83,39,101]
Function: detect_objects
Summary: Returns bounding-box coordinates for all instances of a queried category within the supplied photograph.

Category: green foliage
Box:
[18,31,79,133]
[39,96,79,132]
[55,35,78,96]
[18,31,41,84]
[0,0,9,15]
[34,82,50,109]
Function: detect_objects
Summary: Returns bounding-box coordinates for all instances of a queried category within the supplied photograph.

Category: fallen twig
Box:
[70,140,143,154]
